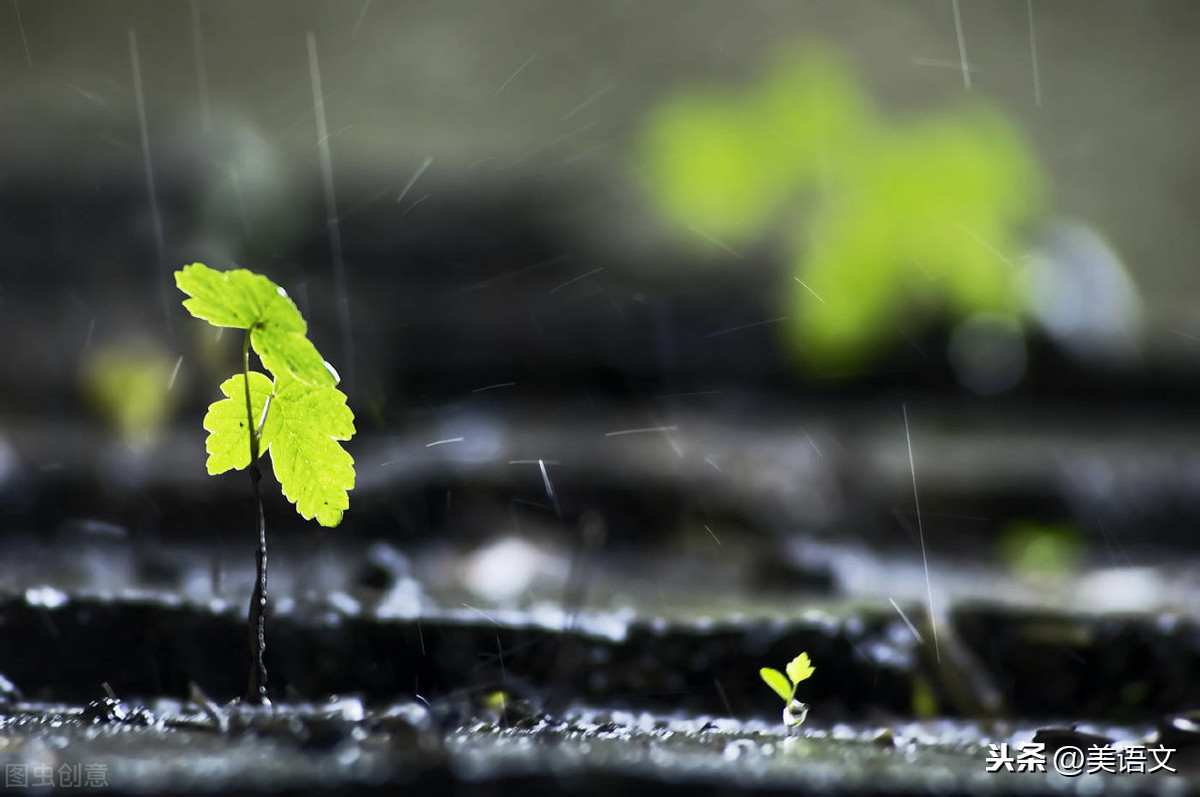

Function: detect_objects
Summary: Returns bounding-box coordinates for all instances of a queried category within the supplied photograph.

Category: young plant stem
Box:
[242,329,269,705]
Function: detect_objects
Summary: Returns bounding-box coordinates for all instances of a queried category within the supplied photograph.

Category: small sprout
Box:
[760,652,815,733]
[177,263,356,527]
[175,262,356,704]
[483,690,510,713]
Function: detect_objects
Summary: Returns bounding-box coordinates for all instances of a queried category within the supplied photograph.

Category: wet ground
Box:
[2,404,1200,793]
[1,700,1189,795]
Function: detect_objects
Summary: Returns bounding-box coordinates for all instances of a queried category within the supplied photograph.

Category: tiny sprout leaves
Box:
[759,667,793,703]
[786,652,815,685]
[203,372,275,475]
[177,262,356,527]
[176,263,335,388]
[261,372,355,528]
[761,652,816,705]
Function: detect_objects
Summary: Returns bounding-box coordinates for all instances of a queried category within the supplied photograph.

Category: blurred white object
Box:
[1025,220,1142,364]
[463,535,570,603]
[1075,567,1163,613]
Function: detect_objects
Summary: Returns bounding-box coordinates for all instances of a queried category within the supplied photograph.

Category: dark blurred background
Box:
[3,1,1200,415]
[3,1,1200,597]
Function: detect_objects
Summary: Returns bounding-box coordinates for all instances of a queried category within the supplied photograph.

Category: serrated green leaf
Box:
[251,323,337,389]
[202,372,275,475]
[177,263,301,332]
[759,667,793,703]
[786,652,815,685]
[176,262,335,388]
[261,371,355,527]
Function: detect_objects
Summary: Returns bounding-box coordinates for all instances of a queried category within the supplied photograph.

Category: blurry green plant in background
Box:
[998,520,1085,580]
[81,340,181,445]
[640,42,1046,372]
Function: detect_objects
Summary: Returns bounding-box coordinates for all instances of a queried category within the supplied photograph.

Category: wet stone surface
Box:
[0,702,1193,796]
[2,411,1200,793]
[0,584,1198,793]
[0,592,918,717]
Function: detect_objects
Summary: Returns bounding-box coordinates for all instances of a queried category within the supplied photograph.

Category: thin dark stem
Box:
[242,329,269,705]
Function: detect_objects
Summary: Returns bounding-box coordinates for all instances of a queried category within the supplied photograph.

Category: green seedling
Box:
[176,262,355,704]
[760,652,815,733]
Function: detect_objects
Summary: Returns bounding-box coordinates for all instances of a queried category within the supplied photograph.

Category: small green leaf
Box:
[786,652,815,685]
[251,322,337,389]
[177,263,299,332]
[202,372,275,475]
[261,371,355,527]
[759,667,793,703]
[176,262,335,388]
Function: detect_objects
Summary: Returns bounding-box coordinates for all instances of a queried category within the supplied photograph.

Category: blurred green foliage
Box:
[911,673,939,718]
[999,520,1085,578]
[81,341,180,444]
[640,44,1045,369]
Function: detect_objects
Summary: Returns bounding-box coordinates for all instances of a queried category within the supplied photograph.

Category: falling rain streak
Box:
[888,598,926,645]
[167,356,183,391]
[307,32,355,395]
[189,1,212,132]
[351,0,372,39]
[495,54,537,96]
[128,29,170,333]
[604,426,678,437]
[563,82,616,121]
[13,1,30,65]
[903,404,940,662]
[951,0,970,90]
[396,156,433,205]
[705,317,788,339]
[473,382,517,393]
[550,268,605,294]
[793,277,825,303]
[538,458,560,515]
[686,225,744,260]
[1027,0,1043,107]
